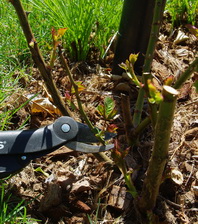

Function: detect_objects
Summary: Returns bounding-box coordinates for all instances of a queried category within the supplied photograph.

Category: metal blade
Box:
[65,141,114,153]
[76,122,116,143]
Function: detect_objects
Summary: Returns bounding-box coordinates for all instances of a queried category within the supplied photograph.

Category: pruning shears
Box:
[0,116,115,178]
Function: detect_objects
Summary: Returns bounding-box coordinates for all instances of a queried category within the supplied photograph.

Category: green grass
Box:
[0,70,20,130]
[0,0,51,131]
[1,0,123,66]
[0,0,52,71]
[0,178,39,224]
[0,0,29,69]
[0,66,34,131]
[1,0,197,71]
[29,0,123,61]
[166,0,198,26]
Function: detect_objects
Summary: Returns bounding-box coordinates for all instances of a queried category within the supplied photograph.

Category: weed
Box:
[87,199,101,224]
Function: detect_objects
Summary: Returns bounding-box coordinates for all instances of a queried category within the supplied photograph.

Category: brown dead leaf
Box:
[71,200,91,213]
[31,97,61,116]
[39,183,62,212]
[178,83,192,101]
[70,178,92,194]
[57,172,76,191]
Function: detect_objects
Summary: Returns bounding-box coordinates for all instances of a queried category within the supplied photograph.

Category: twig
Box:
[9,0,72,117]
[174,56,198,89]
[133,0,166,127]
[132,116,151,139]
[159,195,183,209]
[132,87,145,127]
[185,163,194,186]
[121,93,133,144]
[58,46,96,132]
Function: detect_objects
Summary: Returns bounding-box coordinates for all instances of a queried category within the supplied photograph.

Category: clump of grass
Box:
[0,178,39,223]
[1,0,122,66]
[0,0,51,71]
[0,68,32,130]
[30,0,123,61]
[165,0,198,26]
[0,70,20,130]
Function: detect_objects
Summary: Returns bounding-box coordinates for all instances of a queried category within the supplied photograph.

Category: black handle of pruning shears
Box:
[0,116,116,178]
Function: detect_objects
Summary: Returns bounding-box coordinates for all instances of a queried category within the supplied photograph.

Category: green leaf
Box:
[71,81,86,94]
[95,129,105,140]
[104,97,115,118]
[119,62,128,70]
[97,104,105,117]
[129,53,139,66]
[107,108,117,120]
[147,79,163,104]
[96,97,117,120]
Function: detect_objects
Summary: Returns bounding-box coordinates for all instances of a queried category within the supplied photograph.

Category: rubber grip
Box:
[0,116,78,154]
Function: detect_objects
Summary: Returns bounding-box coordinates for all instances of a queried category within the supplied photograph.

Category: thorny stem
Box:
[9,0,71,117]
[121,94,151,145]
[122,166,138,198]
[132,87,145,127]
[133,0,166,127]
[58,46,113,164]
[58,46,95,131]
[131,116,151,141]
[130,117,151,147]
[121,94,133,144]
[50,47,57,68]
[174,56,198,89]
[112,149,137,198]
[139,85,179,212]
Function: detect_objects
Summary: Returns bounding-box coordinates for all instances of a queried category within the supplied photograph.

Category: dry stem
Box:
[9,0,71,117]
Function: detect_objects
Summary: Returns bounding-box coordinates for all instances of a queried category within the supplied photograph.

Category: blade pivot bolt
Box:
[61,124,70,133]
[21,156,27,160]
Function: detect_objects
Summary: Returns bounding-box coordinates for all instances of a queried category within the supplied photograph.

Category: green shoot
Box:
[111,140,137,198]
[96,97,117,121]
[50,27,67,67]
[119,53,142,88]
[34,167,49,177]
[147,79,163,104]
